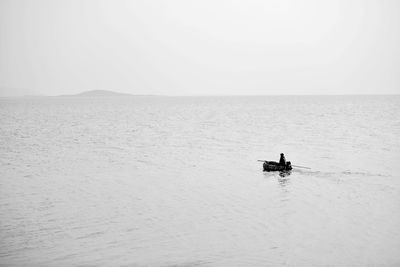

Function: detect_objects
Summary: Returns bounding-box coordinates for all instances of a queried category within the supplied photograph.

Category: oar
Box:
[292,165,311,169]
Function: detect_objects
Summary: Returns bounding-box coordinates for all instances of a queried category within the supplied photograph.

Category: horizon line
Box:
[1,93,400,98]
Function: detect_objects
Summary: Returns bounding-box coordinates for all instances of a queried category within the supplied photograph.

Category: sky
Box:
[0,0,399,96]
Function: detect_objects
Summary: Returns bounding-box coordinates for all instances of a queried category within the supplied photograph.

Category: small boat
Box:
[263,161,292,172]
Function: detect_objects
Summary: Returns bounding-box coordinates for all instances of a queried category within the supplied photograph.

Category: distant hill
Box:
[60,90,134,97]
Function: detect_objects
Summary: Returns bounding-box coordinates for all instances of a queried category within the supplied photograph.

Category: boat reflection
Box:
[263,170,292,187]
[263,170,292,186]
[278,177,290,187]
[279,170,291,178]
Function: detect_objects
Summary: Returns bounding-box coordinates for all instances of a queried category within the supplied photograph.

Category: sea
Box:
[0,95,399,266]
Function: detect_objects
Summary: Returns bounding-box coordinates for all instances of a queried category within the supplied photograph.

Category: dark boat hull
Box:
[263,161,292,172]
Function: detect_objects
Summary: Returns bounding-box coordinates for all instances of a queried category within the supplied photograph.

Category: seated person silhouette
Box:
[279,153,286,166]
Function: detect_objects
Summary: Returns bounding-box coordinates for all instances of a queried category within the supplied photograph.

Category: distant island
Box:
[0,90,159,98]
[59,90,135,97]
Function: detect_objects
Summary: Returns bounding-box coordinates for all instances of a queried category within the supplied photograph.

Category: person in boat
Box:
[279,153,286,166]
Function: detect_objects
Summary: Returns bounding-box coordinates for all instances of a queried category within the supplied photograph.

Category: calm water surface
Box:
[1,96,400,266]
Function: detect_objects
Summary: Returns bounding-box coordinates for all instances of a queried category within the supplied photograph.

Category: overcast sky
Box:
[0,0,399,96]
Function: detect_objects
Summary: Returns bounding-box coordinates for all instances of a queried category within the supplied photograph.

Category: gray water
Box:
[1,95,400,266]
